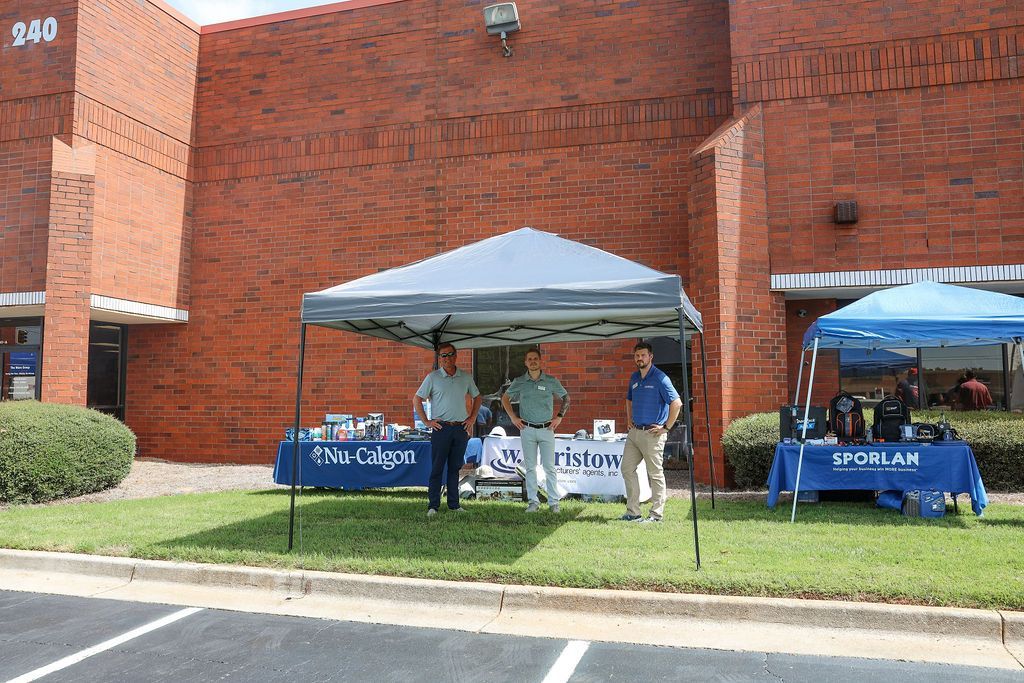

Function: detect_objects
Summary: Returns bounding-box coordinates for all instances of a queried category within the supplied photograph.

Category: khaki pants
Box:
[621,427,667,519]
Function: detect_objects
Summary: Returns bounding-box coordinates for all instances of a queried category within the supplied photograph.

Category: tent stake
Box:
[288,323,307,552]
[678,309,701,570]
[791,337,819,523]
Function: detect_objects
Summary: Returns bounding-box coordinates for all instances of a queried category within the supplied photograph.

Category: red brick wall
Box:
[73,0,198,310]
[75,0,198,143]
[784,299,839,402]
[725,1,1024,276]
[764,82,1024,275]
[194,0,731,145]
[0,1,77,101]
[126,0,734,463]
[89,148,192,308]
[729,0,1024,60]
[0,140,53,293]
[0,0,76,295]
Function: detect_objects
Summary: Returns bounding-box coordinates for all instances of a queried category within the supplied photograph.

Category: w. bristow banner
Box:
[482,436,650,499]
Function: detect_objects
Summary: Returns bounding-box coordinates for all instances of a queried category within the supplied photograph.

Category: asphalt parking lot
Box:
[1,590,1018,682]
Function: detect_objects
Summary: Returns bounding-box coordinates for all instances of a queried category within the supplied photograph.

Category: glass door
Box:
[0,319,42,402]
[2,351,39,400]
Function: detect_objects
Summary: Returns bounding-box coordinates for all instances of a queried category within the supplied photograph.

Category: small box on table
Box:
[475,478,524,502]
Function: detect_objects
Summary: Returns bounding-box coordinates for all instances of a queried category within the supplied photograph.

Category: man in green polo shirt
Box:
[501,348,570,513]
[414,342,482,517]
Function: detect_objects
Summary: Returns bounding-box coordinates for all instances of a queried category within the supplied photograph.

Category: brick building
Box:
[1,0,1022,483]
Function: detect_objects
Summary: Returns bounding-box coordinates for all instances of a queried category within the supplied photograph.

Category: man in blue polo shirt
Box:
[502,348,570,513]
[622,341,682,523]
[414,342,482,517]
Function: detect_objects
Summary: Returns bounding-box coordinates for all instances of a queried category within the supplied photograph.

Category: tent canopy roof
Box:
[803,281,1024,349]
[301,227,702,349]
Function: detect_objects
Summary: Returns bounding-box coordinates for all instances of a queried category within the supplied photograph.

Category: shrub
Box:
[721,412,779,488]
[0,401,135,504]
[722,408,1024,491]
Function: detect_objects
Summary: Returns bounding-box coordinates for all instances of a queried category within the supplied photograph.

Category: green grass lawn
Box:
[2,490,1022,610]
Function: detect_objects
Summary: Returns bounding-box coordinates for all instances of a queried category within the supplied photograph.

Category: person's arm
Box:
[654,398,683,435]
[464,394,483,434]
[625,399,633,431]
[551,391,569,431]
[414,395,440,430]
[502,387,525,430]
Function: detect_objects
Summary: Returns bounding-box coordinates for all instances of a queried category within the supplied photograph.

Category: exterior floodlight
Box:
[483,2,520,57]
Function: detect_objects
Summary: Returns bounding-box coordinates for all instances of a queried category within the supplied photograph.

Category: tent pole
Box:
[1011,339,1019,395]
[793,347,807,406]
[790,337,819,523]
[678,310,700,570]
[288,323,308,552]
[698,333,717,508]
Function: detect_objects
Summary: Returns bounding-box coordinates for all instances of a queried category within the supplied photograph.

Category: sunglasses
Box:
[438,351,457,358]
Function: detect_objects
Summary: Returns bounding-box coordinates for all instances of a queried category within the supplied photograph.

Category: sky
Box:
[163,0,340,25]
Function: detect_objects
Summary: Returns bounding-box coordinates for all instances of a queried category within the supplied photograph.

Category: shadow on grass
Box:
[694,498,977,528]
[156,489,585,566]
[976,517,1024,528]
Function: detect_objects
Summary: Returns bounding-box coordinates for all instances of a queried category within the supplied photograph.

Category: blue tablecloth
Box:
[767,441,988,516]
[274,441,433,489]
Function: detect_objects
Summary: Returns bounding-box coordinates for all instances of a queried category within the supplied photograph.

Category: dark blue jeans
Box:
[429,424,468,510]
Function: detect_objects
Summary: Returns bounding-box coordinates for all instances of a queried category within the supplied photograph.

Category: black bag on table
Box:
[828,391,865,439]
[873,395,910,441]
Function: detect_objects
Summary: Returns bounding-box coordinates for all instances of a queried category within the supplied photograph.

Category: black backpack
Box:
[873,395,911,441]
[828,391,865,439]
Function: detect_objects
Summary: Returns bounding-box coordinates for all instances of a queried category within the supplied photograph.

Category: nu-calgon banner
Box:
[482,436,650,499]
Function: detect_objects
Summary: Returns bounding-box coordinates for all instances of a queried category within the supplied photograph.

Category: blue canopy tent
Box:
[789,281,1024,521]
[289,228,714,568]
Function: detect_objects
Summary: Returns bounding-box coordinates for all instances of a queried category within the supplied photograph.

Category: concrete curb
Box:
[0,549,1021,669]
[499,584,1002,640]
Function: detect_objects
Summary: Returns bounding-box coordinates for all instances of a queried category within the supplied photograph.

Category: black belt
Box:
[437,421,464,427]
[523,421,552,429]
[633,424,657,430]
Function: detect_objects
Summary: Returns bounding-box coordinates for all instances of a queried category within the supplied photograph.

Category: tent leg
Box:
[678,310,700,570]
[288,323,308,552]
[793,347,807,406]
[698,333,717,509]
[791,338,819,523]
[1017,342,1024,402]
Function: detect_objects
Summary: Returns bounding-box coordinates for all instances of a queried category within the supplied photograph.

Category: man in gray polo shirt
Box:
[501,348,570,513]
[414,342,482,517]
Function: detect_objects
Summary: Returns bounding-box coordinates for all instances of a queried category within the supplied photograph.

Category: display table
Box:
[766,441,988,515]
[274,441,432,489]
[482,436,650,499]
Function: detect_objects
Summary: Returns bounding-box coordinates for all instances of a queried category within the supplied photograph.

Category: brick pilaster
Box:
[41,139,96,405]
[689,105,788,486]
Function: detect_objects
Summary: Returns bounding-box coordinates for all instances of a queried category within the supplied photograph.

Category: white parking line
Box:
[6,607,203,683]
[541,639,590,683]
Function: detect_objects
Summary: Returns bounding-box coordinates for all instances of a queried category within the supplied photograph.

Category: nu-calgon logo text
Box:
[310,445,417,470]
[832,451,919,466]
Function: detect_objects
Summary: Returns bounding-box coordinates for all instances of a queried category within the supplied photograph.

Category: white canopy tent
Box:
[289,228,716,569]
[790,281,1024,521]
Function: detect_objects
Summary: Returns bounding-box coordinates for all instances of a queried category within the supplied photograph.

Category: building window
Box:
[87,323,126,420]
[839,345,1007,411]
[921,344,1005,411]
[838,348,917,409]
[473,344,536,436]
[0,319,42,402]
